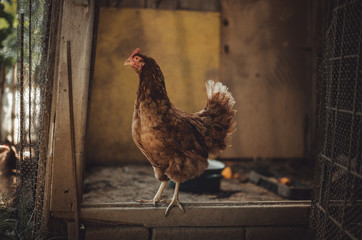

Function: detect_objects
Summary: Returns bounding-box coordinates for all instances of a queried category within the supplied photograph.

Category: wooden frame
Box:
[79,201,310,227]
[44,1,314,238]
[75,201,310,239]
[43,0,95,223]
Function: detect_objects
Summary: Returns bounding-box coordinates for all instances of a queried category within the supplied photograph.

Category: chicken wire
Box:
[310,0,362,239]
[14,0,51,238]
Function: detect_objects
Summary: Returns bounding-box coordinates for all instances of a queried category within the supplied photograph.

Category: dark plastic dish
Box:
[170,159,225,193]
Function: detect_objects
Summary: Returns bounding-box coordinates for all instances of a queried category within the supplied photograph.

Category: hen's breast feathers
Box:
[132,102,208,164]
[133,101,212,182]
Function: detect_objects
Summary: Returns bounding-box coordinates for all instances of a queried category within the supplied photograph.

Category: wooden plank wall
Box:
[87,0,314,163]
[84,0,315,165]
[220,0,313,158]
[98,0,220,11]
[49,0,95,212]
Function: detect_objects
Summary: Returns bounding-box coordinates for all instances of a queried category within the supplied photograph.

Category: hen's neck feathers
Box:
[137,56,170,104]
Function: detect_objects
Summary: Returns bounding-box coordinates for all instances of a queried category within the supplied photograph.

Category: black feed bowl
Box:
[170,159,225,193]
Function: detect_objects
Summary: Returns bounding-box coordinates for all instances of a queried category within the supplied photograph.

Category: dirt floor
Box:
[82,159,314,204]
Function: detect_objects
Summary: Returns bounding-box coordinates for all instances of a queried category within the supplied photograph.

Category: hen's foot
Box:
[165,182,184,216]
[136,199,155,204]
[165,198,184,216]
[136,199,170,206]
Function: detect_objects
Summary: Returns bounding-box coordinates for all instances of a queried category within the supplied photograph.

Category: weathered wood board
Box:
[50,0,95,212]
[98,0,220,11]
[220,0,312,158]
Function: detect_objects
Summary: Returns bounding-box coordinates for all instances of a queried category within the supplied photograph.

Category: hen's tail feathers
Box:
[202,80,236,156]
[206,80,236,107]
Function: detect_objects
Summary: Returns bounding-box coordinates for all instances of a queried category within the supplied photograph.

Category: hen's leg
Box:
[137,181,168,205]
[165,182,184,216]
[153,181,168,203]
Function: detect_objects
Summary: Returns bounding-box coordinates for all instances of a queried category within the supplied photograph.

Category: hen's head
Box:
[124,48,145,74]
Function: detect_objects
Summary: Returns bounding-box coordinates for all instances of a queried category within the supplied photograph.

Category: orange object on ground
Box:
[222,167,233,179]
[279,177,292,186]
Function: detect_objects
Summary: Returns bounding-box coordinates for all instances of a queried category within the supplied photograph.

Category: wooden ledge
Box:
[73,201,311,227]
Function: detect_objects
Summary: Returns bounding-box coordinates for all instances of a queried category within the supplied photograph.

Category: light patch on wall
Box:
[87,8,220,164]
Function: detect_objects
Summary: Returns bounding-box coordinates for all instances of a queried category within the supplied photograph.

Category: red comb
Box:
[130,48,141,58]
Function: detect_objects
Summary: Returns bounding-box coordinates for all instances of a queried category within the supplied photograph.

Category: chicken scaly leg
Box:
[153,181,168,203]
[137,181,168,205]
[165,182,184,216]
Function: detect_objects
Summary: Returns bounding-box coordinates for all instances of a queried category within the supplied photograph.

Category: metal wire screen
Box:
[12,0,50,238]
[311,0,362,239]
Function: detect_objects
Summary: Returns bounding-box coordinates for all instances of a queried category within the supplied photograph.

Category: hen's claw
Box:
[164,182,184,216]
[165,198,184,216]
[136,199,170,206]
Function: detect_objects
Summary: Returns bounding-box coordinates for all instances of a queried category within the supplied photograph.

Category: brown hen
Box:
[124,48,236,215]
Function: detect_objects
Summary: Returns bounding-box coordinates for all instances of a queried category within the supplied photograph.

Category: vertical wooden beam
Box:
[66,40,80,240]
[20,13,25,165]
[40,0,64,234]
[28,0,32,162]
[0,64,6,141]
[10,65,17,142]
[50,0,95,213]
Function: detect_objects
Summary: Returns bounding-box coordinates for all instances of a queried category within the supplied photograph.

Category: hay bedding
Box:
[82,163,287,204]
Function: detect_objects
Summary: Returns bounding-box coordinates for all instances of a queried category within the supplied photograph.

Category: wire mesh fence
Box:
[0,0,51,239]
[311,0,361,239]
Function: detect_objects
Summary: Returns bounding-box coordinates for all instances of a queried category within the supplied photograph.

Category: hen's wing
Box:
[195,80,236,156]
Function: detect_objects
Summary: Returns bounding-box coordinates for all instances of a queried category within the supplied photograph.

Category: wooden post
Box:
[50,0,95,212]
[38,0,64,235]
[45,0,95,237]
[20,13,25,165]
[28,0,32,161]
[11,65,17,143]
[67,40,80,240]
[0,64,6,141]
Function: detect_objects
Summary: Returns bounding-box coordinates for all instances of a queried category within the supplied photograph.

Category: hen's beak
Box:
[124,58,132,66]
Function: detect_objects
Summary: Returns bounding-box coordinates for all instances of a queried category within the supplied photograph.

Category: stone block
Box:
[245,226,308,240]
[152,227,244,240]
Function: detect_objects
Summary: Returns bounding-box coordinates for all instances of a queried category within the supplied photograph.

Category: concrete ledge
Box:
[245,226,308,240]
[85,226,149,240]
[79,201,310,227]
